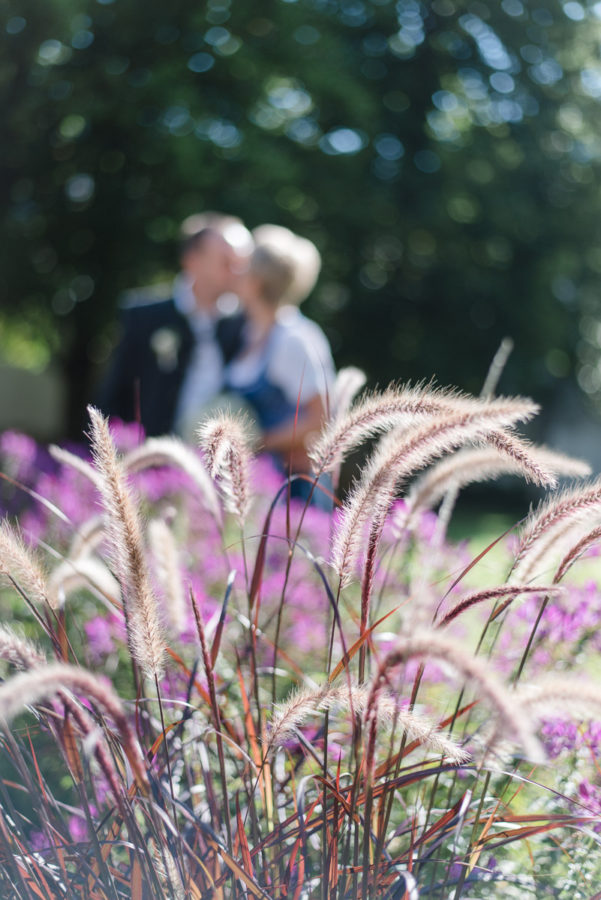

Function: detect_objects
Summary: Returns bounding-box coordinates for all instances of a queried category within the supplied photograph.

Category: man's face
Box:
[182,232,239,307]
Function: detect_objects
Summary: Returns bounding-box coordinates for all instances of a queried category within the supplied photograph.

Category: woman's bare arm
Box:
[261,394,326,469]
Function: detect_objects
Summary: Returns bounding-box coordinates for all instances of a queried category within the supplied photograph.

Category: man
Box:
[98,213,251,437]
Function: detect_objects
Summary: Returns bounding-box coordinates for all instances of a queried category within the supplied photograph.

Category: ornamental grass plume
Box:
[511,476,601,584]
[6,380,601,896]
[197,412,253,523]
[309,382,539,475]
[87,406,165,680]
[49,443,103,491]
[332,400,543,587]
[0,662,147,788]
[48,554,121,609]
[436,584,565,627]
[512,528,583,587]
[152,844,187,900]
[367,630,544,763]
[0,623,46,670]
[67,514,106,560]
[517,676,601,721]
[148,517,186,634]
[554,524,601,583]
[331,366,367,420]
[123,436,222,526]
[267,682,468,762]
[483,430,559,488]
[0,627,126,804]
[403,445,589,528]
[0,519,51,608]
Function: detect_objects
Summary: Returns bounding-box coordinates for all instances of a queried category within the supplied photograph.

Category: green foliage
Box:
[3,0,601,430]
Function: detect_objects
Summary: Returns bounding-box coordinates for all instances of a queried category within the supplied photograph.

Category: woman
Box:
[227,226,336,507]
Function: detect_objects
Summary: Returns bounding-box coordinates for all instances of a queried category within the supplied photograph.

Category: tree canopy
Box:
[3,0,601,433]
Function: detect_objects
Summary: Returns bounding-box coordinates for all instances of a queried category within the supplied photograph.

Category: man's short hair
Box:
[179,212,251,257]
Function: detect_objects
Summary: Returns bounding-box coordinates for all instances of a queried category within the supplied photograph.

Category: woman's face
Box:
[235,269,267,319]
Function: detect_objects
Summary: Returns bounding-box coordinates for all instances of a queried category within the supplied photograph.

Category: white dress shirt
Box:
[173,276,225,439]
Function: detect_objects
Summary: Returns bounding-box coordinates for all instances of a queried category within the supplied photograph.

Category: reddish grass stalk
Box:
[191,591,233,856]
[436,585,563,628]
[0,663,148,791]
[553,524,601,583]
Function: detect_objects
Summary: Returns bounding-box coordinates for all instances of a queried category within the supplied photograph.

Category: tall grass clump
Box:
[1,379,601,897]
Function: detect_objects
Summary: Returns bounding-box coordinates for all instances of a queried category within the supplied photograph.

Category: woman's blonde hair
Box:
[249,245,296,307]
[251,225,321,307]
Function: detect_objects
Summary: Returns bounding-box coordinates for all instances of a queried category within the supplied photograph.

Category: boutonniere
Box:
[150,328,181,372]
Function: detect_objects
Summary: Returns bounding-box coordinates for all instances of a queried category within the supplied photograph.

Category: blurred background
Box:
[3,0,601,472]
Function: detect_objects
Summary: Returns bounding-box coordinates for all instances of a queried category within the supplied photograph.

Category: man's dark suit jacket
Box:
[97,297,244,436]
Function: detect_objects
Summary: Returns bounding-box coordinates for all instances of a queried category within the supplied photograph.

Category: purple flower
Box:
[68,814,89,843]
[105,418,145,452]
[577,778,601,815]
[416,509,439,544]
[583,721,601,752]
[29,830,51,851]
[0,431,38,480]
[540,718,580,758]
[84,614,124,661]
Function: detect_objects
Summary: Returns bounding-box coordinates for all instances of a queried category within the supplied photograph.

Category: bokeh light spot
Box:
[59,115,86,140]
[319,128,367,155]
[374,134,404,160]
[6,17,26,34]
[65,174,95,203]
[188,52,214,73]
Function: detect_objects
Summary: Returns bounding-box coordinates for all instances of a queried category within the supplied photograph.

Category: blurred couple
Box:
[98,213,335,505]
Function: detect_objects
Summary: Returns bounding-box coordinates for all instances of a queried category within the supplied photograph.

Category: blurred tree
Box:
[2,0,601,435]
